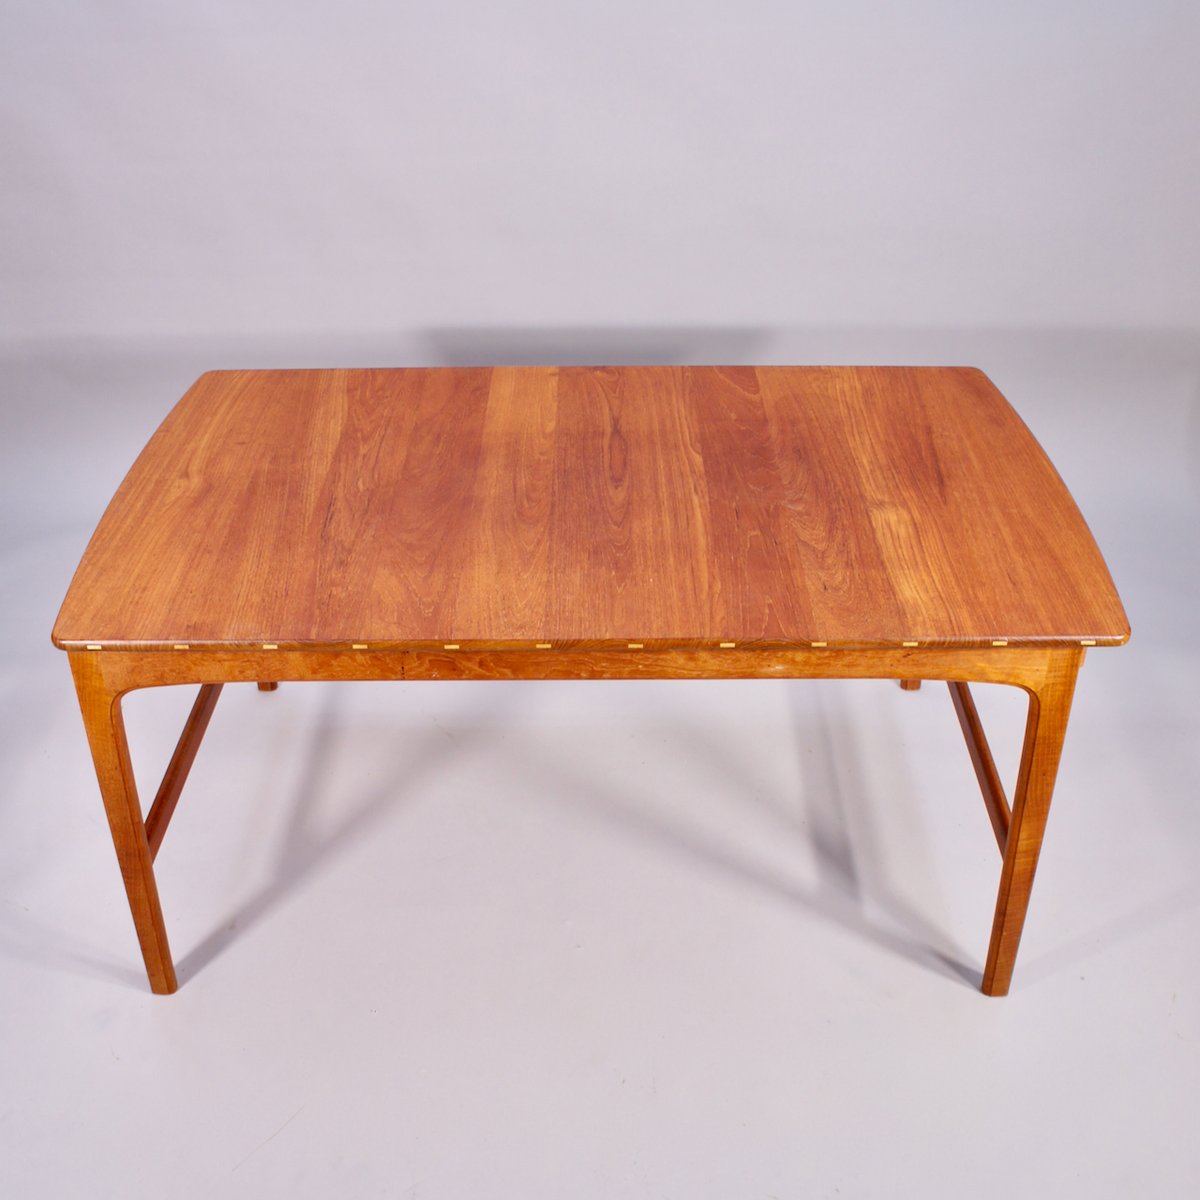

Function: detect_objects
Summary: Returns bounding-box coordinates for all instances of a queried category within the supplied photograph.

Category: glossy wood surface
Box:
[54,365,1126,997]
[53,367,1129,652]
[982,649,1080,995]
[69,651,176,993]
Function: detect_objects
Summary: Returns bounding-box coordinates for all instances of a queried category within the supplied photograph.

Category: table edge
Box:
[51,364,1131,653]
[52,632,1130,654]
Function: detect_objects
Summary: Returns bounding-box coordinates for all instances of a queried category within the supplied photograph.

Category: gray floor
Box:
[2,330,1196,1197]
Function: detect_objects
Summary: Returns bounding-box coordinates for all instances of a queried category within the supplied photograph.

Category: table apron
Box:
[70,646,1084,697]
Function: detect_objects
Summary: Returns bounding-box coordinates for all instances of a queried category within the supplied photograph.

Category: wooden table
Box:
[53,366,1128,996]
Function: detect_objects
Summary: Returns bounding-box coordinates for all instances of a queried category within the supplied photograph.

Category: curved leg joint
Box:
[69,653,177,994]
[981,650,1082,996]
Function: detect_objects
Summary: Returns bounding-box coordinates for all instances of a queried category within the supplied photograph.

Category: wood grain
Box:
[53,365,1127,997]
[982,648,1082,995]
[69,652,177,994]
[52,367,1129,652]
[70,645,1078,694]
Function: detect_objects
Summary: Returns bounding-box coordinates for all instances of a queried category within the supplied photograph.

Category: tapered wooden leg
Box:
[981,651,1081,996]
[69,654,177,994]
[145,684,223,862]
[900,678,921,691]
[257,681,279,691]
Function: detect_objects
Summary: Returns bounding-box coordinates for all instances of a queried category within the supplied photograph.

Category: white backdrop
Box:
[3,6,1199,1199]
[3,0,1198,344]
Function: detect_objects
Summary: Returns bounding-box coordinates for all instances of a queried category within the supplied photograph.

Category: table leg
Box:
[981,652,1080,996]
[69,654,177,994]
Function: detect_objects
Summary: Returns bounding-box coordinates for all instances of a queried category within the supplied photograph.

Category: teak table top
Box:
[53,365,1128,653]
[54,365,1130,998]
